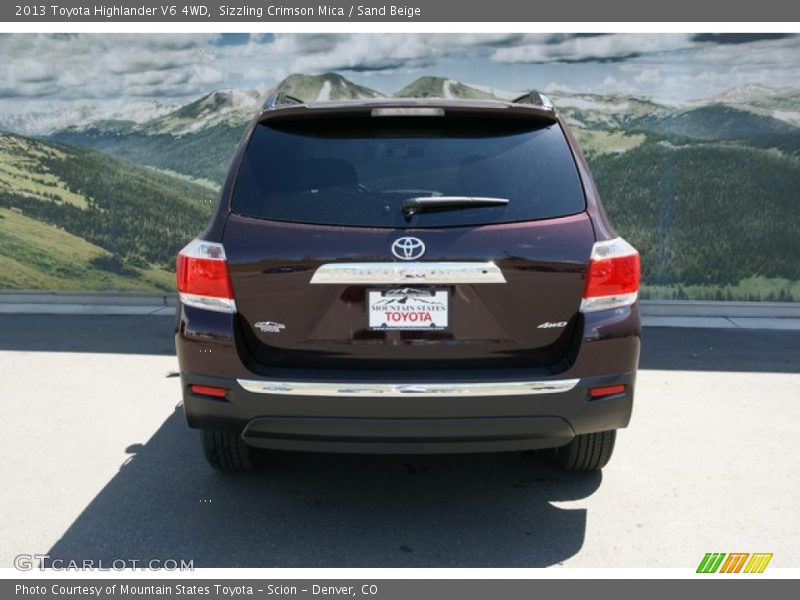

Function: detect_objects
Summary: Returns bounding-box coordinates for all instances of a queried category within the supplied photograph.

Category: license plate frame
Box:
[367,287,449,331]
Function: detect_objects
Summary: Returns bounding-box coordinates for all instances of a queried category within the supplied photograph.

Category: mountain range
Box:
[2,72,795,137]
[1,71,799,299]
[39,73,798,183]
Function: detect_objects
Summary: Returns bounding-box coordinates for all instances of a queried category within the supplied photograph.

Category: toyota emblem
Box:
[391,237,426,261]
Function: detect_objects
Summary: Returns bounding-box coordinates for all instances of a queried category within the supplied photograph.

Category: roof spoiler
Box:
[511,91,555,110]
[256,94,558,124]
[262,91,305,110]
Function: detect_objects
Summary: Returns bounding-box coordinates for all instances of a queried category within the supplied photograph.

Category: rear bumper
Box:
[242,416,575,454]
[181,370,636,454]
[176,301,640,454]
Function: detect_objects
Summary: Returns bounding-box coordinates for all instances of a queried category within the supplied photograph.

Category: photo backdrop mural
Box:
[1,33,799,300]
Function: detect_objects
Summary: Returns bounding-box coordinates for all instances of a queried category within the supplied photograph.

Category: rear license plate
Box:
[368,288,449,330]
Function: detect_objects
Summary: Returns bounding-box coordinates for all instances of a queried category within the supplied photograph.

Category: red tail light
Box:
[176,239,236,313]
[580,238,640,313]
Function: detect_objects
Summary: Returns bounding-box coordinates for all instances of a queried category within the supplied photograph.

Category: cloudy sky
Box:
[0,32,798,115]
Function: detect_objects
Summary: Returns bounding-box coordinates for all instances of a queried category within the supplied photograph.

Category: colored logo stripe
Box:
[697,552,773,573]
[697,553,726,573]
[744,553,773,573]
[719,553,749,573]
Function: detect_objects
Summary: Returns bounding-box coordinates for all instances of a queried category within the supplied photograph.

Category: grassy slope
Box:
[0,131,215,291]
[0,134,88,208]
[641,277,800,302]
[572,129,647,158]
[0,208,173,291]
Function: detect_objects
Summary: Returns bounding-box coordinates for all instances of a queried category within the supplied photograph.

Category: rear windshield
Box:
[231,116,585,228]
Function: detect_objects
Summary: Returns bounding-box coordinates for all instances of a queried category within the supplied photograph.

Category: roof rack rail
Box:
[262,91,305,110]
[511,91,554,110]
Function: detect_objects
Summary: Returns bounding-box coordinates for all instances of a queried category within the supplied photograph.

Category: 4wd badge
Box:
[537,321,567,329]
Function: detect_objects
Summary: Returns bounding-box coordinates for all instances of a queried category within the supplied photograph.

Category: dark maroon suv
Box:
[175,92,641,473]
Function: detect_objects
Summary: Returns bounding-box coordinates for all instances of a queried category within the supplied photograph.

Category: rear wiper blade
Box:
[401,196,510,217]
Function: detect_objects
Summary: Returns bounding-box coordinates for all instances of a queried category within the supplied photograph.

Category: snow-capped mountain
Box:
[394,76,501,100]
[0,100,181,136]
[268,72,384,102]
[135,74,384,136]
[137,89,262,136]
[709,84,798,106]
[29,71,800,188]
[704,84,800,125]
[545,91,674,129]
[47,74,383,138]
[9,74,800,138]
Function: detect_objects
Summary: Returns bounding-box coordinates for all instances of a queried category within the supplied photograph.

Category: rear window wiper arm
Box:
[401,196,509,217]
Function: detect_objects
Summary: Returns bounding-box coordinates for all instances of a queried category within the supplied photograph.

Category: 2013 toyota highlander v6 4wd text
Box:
[175,92,641,473]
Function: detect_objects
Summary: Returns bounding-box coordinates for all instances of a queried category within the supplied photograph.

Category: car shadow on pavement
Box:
[639,326,800,373]
[47,406,600,568]
[0,315,176,355]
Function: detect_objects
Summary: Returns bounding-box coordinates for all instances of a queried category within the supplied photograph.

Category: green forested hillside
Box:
[591,140,800,289]
[628,104,795,140]
[51,122,245,185]
[732,132,800,158]
[0,207,175,291]
[0,131,215,291]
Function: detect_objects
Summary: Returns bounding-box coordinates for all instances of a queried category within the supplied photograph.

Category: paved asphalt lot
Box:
[0,315,798,568]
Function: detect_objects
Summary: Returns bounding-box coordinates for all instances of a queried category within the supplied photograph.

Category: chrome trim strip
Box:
[309,262,506,285]
[179,292,237,314]
[237,378,579,397]
[580,291,638,313]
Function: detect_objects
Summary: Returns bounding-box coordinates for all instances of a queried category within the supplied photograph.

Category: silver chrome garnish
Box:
[237,378,580,397]
[309,262,505,285]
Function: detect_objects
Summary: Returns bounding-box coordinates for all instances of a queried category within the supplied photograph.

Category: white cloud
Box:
[0,33,798,118]
[544,81,578,94]
[598,76,638,95]
[0,34,223,102]
[255,33,522,74]
[490,34,693,64]
[635,68,662,85]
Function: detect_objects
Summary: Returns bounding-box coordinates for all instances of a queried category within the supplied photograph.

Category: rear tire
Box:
[201,430,258,473]
[552,430,616,471]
